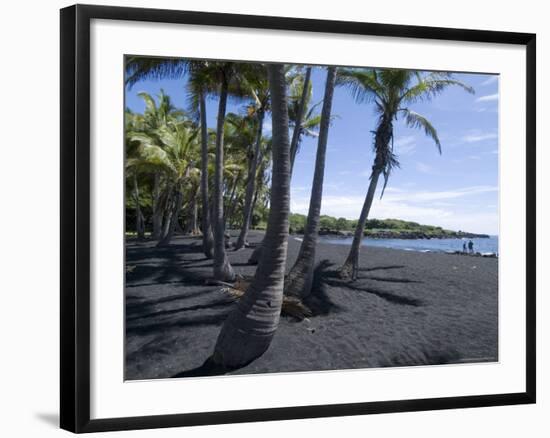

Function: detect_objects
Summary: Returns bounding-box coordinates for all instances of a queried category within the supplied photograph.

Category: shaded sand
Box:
[125,230,498,380]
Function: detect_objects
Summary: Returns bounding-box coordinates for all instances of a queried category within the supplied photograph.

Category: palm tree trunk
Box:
[199,88,214,258]
[212,64,291,370]
[159,187,173,241]
[213,78,235,281]
[290,66,312,174]
[133,173,145,239]
[224,171,241,227]
[152,173,162,240]
[235,111,265,250]
[339,167,381,280]
[157,188,184,247]
[249,68,309,264]
[184,188,200,235]
[340,115,393,280]
[285,67,336,299]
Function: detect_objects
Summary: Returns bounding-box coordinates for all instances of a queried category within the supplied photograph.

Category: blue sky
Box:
[125,65,499,235]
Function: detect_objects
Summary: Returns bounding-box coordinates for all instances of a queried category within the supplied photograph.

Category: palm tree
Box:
[284,66,337,299]
[234,68,271,250]
[337,69,474,280]
[125,109,147,239]
[126,95,200,247]
[187,62,216,258]
[211,63,238,281]
[211,63,291,370]
[247,67,319,265]
[126,57,219,257]
[126,89,180,240]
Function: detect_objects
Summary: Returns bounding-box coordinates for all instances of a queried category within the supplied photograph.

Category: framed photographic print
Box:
[60,4,536,433]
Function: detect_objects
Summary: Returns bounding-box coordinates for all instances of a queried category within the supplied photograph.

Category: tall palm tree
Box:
[211,63,238,282]
[337,69,474,280]
[285,66,337,299]
[187,62,217,258]
[247,67,319,265]
[235,68,271,250]
[212,63,291,370]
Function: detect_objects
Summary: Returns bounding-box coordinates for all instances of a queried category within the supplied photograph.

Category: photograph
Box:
[123,57,499,381]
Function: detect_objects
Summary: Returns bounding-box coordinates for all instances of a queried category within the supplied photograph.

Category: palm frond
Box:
[125,56,188,88]
[336,68,386,106]
[402,109,442,153]
[401,76,475,104]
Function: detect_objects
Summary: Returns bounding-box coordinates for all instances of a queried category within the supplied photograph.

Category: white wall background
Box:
[0,0,546,436]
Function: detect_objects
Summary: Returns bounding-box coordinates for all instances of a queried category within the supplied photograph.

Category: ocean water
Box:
[319,235,499,255]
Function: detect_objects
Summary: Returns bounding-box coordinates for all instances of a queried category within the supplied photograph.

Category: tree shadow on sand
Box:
[320,264,424,307]
[303,260,343,316]
[126,294,236,336]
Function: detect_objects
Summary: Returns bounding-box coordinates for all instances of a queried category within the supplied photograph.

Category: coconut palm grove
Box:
[124,57,499,379]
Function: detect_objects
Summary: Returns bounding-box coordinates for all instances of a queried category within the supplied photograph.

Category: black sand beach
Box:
[125,230,498,380]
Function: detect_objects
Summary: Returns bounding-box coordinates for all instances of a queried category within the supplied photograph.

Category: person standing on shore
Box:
[462,242,467,253]
[468,240,474,254]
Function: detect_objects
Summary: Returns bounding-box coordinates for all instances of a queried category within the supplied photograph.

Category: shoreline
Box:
[290,233,499,258]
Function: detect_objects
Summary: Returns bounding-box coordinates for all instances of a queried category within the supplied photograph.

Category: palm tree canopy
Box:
[337,68,474,195]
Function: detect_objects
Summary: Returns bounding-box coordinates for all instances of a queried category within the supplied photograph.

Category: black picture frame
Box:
[60,4,536,433]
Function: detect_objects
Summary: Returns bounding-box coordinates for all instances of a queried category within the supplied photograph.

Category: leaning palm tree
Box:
[284,66,337,299]
[211,63,291,370]
[337,69,474,280]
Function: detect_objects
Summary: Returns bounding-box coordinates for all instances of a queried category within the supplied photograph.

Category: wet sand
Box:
[125,230,498,380]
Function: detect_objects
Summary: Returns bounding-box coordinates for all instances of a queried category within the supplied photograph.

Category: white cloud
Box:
[290,185,498,234]
[394,135,416,155]
[383,185,497,203]
[476,93,499,103]
[462,132,498,143]
[480,76,498,86]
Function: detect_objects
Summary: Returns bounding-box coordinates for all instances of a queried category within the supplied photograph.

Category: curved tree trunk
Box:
[285,67,336,299]
[213,78,235,281]
[199,89,214,258]
[235,111,265,250]
[290,66,312,174]
[338,168,380,280]
[212,64,291,370]
[339,117,392,280]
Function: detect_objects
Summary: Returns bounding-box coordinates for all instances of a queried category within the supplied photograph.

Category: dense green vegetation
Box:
[287,213,487,238]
